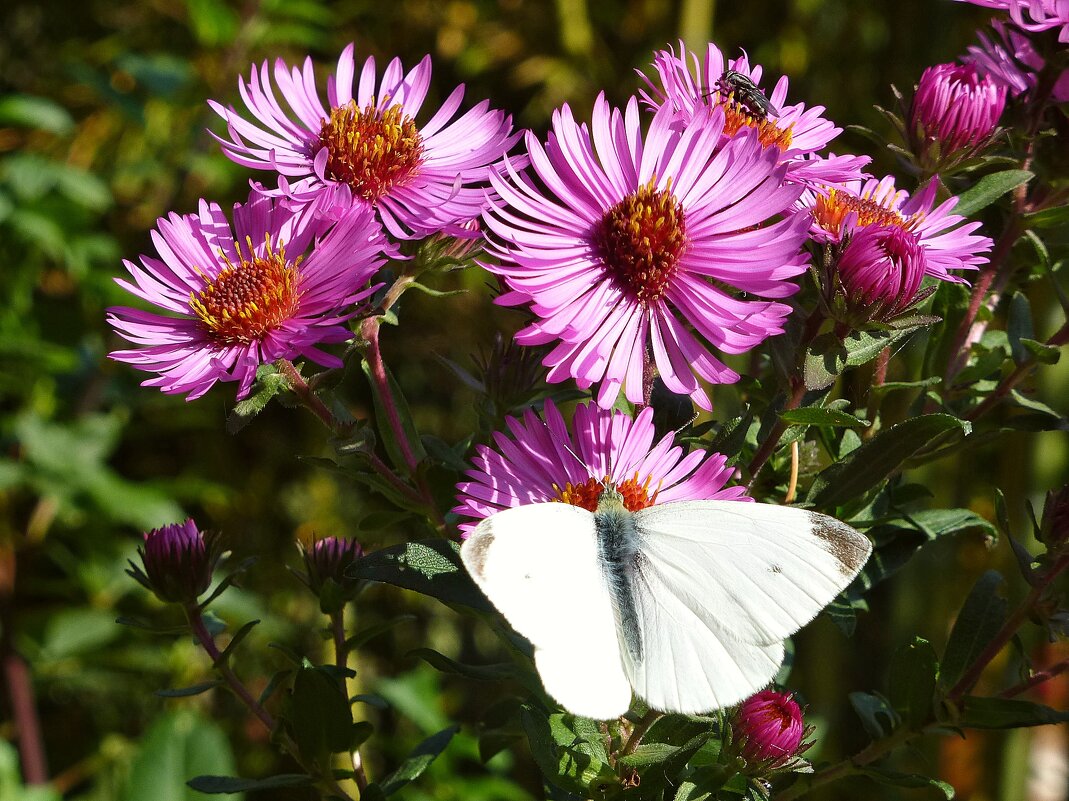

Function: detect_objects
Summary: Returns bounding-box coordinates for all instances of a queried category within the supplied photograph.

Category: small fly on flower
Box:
[716,69,780,119]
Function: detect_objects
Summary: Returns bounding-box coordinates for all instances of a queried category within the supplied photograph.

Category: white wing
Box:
[623,548,786,713]
[632,501,872,647]
[461,503,633,720]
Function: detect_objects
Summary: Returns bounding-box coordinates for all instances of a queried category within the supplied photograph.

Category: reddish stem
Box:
[1000,658,1069,699]
[361,318,419,474]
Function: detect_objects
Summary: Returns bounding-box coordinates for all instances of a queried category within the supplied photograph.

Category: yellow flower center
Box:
[317,100,424,202]
[719,97,795,150]
[812,187,923,240]
[189,237,302,344]
[593,180,688,305]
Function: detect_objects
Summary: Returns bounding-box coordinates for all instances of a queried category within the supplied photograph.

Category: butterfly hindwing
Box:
[460,502,633,719]
[631,500,872,647]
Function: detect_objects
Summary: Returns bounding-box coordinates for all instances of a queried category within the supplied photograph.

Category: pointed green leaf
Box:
[187,774,313,793]
[888,638,938,729]
[952,169,1033,217]
[807,415,971,508]
[373,725,459,796]
[860,767,955,798]
[154,681,222,698]
[347,540,492,611]
[959,697,1069,729]
[288,664,353,757]
[941,571,1007,689]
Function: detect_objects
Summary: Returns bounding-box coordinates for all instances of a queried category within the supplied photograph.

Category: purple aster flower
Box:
[483,95,810,411]
[910,63,1006,166]
[453,400,748,534]
[964,19,1069,101]
[108,192,386,400]
[956,0,1069,42]
[128,519,220,605]
[733,689,807,766]
[639,41,869,188]
[803,175,993,282]
[209,44,520,239]
[835,224,928,322]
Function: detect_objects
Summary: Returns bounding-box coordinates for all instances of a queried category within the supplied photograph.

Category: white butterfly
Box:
[460,486,872,720]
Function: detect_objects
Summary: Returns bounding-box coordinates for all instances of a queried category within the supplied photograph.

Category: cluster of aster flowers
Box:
[109,45,519,399]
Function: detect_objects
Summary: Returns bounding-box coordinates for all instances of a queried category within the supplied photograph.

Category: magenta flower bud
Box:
[130,519,219,605]
[910,63,1006,166]
[835,224,928,323]
[734,689,806,764]
[299,536,363,612]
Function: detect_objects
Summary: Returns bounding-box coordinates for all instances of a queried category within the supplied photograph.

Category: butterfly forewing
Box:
[460,502,634,719]
[631,500,873,646]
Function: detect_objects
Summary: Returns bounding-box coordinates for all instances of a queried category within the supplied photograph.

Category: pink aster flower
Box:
[910,63,1006,166]
[209,44,520,239]
[956,0,1069,42]
[733,689,807,766]
[804,175,992,281]
[108,192,386,400]
[639,41,869,188]
[483,95,810,411]
[964,19,1069,101]
[453,400,748,534]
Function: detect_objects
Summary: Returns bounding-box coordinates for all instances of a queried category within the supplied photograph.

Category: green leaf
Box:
[410,648,542,694]
[952,169,1033,217]
[0,95,74,134]
[288,664,353,757]
[1007,293,1035,365]
[184,0,239,46]
[803,325,930,390]
[154,681,223,698]
[347,539,492,611]
[372,725,459,796]
[906,508,996,539]
[958,696,1069,728]
[520,707,616,795]
[122,711,242,801]
[1023,203,1069,229]
[226,365,289,434]
[807,415,971,508]
[1019,338,1061,365]
[780,407,869,428]
[186,775,313,793]
[849,691,899,739]
[361,358,427,475]
[860,767,955,798]
[888,638,938,729]
[617,742,682,768]
[345,615,417,650]
[941,571,1007,689]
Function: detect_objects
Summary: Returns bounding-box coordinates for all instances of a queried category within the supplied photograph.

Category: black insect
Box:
[716,69,780,120]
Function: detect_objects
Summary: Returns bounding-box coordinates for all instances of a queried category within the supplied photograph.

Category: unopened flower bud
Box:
[734,689,806,765]
[299,535,363,612]
[130,519,219,605]
[910,62,1005,168]
[833,224,928,324]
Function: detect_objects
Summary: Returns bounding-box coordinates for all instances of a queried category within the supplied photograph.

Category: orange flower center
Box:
[317,100,424,202]
[812,187,923,240]
[720,97,794,150]
[593,180,688,305]
[190,238,302,345]
[553,474,660,512]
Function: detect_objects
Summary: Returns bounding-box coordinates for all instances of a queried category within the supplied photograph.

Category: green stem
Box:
[620,710,661,758]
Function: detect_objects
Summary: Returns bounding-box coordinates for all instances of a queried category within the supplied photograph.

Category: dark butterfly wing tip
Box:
[806,512,872,578]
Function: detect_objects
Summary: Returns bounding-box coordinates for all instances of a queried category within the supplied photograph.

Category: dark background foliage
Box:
[1,0,1066,799]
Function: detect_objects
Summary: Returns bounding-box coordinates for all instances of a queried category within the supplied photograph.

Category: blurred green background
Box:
[1,0,1066,799]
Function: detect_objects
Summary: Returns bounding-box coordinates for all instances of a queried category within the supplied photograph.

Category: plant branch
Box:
[620,709,661,758]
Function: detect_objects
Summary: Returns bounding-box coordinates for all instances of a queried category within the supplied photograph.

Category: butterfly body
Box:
[461,488,870,720]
